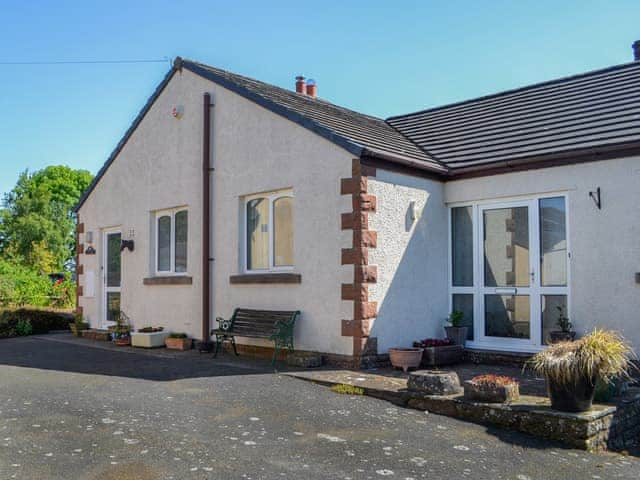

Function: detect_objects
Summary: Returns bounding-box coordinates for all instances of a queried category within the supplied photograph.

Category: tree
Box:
[0,166,93,272]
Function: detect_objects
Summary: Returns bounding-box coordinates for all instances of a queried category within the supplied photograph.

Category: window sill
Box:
[143,275,193,286]
[229,273,302,285]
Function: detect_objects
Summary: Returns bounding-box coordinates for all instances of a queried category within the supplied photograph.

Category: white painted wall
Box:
[78,69,354,355]
[445,156,640,352]
[367,170,449,352]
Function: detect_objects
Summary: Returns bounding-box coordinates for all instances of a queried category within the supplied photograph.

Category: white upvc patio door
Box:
[102,228,122,329]
[477,200,541,350]
[450,195,569,353]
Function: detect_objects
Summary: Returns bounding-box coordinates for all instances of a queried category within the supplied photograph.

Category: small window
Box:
[155,208,188,274]
[244,191,293,272]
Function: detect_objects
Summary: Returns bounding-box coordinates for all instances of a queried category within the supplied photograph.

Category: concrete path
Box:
[0,334,637,479]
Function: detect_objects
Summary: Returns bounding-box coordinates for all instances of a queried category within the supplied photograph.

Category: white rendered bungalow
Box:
[74,44,640,365]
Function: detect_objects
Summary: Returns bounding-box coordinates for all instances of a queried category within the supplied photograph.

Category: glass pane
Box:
[106,233,121,287]
[175,210,188,273]
[452,207,473,286]
[452,294,474,340]
[106,292,121,322]
[157,215,171,271]
[539,197,567,286]
[246,198,269,270]
[485,295,530,339]
[273,197,293,267]
[484,207,529,287]
[542,295,568,345]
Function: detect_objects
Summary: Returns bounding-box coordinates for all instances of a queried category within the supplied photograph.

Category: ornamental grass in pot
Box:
[444,310,468,346]
[527,329,636,413]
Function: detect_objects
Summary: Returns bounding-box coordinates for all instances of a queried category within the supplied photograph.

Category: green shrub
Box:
[0,259,75,309]
[15,319,32,336]
[0,309,72,338]
[168,332,188,339]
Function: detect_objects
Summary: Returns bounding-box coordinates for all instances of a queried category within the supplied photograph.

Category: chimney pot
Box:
[633,41,640,61]
[305,78,317,98]
[295,75,306,94]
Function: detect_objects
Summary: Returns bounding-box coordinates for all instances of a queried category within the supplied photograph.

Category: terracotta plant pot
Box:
[444,326,468,346]
[464,380,520,403]
[114,337,131,346]
[421,345,464,367]
[165,337,192,351]
[388,347,423,373]
[547,375,596,412]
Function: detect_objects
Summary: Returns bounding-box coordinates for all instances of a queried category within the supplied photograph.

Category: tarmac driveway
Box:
[0,334,637,480]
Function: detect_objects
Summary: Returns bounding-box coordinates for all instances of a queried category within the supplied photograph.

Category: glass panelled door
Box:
[450,196,569,351]
[479,202,538,347]
[103,229,122,328]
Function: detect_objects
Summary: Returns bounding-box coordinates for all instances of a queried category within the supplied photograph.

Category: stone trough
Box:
[287,369,640,452]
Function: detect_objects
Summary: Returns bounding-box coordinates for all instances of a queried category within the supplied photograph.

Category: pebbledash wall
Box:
[444,155,640,352]
[77,68,355,355]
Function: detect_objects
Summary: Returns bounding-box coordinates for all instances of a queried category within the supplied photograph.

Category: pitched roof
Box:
[387,61,640,174]
[181,60,445,173]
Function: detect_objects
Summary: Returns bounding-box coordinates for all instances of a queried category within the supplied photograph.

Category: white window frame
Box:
[448,192,571,353]
[154,207,188,276]
[243,190,294,273]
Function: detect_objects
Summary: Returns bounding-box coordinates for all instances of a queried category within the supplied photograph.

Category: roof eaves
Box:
[182,61,365,159]
[73,66,179,213]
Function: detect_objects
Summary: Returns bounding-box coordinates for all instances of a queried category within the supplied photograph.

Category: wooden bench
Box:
[211,308,300,366]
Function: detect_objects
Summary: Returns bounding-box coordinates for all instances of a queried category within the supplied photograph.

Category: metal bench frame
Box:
[211,308,300,366]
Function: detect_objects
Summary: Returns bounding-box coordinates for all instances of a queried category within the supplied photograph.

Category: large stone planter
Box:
[463,380,520,403]
[408,370,462,395]
[389,347,423,372]
[444,326,468,346]
[131,331,170,348]
[421,345,464,367]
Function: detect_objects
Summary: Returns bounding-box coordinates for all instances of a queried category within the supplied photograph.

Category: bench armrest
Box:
[211,316,233,334]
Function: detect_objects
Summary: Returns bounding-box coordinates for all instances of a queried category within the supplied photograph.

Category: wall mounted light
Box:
[589,187,602,210]
[120,240,135,252]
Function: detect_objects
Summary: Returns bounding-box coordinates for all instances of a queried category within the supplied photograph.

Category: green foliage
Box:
[15,318,33,336]
[0,258,75,309]
[168,332,188,339]
[330,384,364,395]
[0,165,93,272]
[449,310,464,327]
[0,308,72,338]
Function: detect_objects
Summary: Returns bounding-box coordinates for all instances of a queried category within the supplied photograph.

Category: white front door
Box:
[450,196,569,352]
[102,229,122,328]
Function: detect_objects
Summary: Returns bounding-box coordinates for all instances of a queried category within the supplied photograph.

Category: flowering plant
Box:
[470,374,518,387]
[413,338,455,348]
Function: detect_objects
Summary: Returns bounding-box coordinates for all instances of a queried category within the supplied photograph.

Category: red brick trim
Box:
[75,216,81,314]
[76,264,84,275]
[76,243,84,254]
[340,158,379,361]
[76,285,83,297]
[76,223,85,234]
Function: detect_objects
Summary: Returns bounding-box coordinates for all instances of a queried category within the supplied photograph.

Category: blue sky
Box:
[1,0,639,198]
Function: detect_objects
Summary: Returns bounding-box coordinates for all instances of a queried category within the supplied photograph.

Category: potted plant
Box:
[69,313,89,337]
[444,310,468,346]
[388,347,423,373]
[111,311,131,346]
[463,374,520,403]
[548,306,576,343]
[527,329,636,412]
[131,326,169,348]
[165,333,192,351]
[413,338,463,366]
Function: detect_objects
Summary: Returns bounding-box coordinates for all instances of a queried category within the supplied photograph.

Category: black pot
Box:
[547,375,596,412]
[548,331,576,343]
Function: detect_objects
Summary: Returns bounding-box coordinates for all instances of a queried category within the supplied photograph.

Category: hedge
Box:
[0,309,73,338]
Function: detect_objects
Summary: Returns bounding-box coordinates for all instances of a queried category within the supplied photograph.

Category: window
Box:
[155,208,188,274]
[244,191,293,272]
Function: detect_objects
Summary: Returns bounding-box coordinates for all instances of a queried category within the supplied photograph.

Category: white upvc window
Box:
[155,207,188,275]
[243,190,294,273]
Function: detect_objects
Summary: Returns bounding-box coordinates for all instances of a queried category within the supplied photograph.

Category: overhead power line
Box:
[0,58,170,65]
